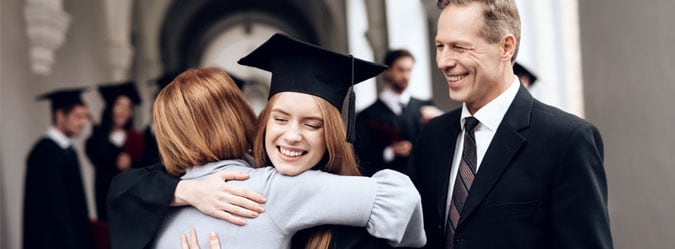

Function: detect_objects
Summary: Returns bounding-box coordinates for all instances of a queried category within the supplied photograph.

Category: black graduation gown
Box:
[107,164,390,249]
[86,126,145,221]
[140,125,159,167]
[355,98,433,176]
[23,138,93,249]
[86,126,123,221]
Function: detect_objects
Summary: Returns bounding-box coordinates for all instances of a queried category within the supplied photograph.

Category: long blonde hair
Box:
[153,68,257,176]
[253,93,361,248]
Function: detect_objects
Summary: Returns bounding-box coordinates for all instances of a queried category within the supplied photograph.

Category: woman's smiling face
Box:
[265,92,326,176]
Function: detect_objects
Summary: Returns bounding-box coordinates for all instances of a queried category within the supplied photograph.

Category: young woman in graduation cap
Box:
[108,34,426,249]
[85,81,145,222]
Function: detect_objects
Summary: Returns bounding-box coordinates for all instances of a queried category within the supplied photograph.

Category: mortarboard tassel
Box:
[346,55,356,143]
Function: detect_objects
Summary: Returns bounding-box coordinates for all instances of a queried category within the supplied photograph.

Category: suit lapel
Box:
[458,85,534,226]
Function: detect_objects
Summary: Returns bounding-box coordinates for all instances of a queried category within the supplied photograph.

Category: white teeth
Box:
[447,74,467,82]
[280,147,303,157]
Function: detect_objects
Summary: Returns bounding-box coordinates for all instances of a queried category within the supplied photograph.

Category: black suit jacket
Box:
[355,98,434,176]
[408,85,613,248]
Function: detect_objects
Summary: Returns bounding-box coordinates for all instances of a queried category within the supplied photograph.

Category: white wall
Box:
[347,0,379,112]
[385,0,433,101]
[579,1,675,248]
[515,0,584,116]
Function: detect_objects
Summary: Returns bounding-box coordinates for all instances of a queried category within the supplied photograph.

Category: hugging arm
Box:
[107,164,265,249]
[269,169,427,247]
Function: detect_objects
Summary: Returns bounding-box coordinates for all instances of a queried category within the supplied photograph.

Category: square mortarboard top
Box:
[98,81,142,106]
[151,71,182,91]
[37,87,87,112]
[237,33,388,143]
[237,33,387,110]
[513,62,537,86]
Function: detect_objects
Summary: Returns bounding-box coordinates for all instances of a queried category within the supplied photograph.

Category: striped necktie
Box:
[446,116,479,248]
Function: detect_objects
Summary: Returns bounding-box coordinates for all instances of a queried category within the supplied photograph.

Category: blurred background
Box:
[1,0,674,248]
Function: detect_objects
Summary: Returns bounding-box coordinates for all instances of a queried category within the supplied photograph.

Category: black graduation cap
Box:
[237,33,387,142]
[37,87,87,112]
[513,62,538,86]
[151,71,182,91]
[98,81,142,106]
[228,72,245,90]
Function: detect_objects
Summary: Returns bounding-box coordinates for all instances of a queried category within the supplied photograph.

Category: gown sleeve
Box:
[107,163,179,249]
[268,169,426,247]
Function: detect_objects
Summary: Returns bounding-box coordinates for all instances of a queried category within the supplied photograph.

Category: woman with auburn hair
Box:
[108,34,425,249]
[152,68,256,177]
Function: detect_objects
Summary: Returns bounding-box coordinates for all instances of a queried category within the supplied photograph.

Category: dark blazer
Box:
[408,85,613,249]
[355,98,434,176]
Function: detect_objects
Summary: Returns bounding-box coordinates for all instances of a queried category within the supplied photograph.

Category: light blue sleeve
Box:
[368,170,426,247]
[266,169,426,247]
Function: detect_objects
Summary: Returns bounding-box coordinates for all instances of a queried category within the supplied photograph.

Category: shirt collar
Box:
[460,76,520,131]
[380,87,411,114]
[46,126,72,149]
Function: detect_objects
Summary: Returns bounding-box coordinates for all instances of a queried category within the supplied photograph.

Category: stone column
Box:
[23,0,71,75]
[102,0,134,81]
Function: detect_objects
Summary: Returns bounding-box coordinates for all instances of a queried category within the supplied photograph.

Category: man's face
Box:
[435,2,510,113]
[385,56,415,93]
[58,105,89,137]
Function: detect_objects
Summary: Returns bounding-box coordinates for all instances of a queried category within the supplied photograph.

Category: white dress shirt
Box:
[445,77,521,220]
[109,129,126,148]
[46,126,72,150]
[379,87,411,116]
[379,88,412,162]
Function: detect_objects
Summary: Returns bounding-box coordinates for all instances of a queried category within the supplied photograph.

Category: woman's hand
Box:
[173,170,266,225]
[116,152,131,171]
[180,228,220,249]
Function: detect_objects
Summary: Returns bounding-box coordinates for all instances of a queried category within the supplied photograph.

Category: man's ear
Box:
[54,109,66,126]
[501,34,517,62]
[382,68,392,82]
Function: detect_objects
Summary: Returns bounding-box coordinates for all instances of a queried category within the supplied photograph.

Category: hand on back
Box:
[174,170,266,225]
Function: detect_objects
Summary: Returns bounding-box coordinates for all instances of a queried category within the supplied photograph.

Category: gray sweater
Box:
[152,159,426,248]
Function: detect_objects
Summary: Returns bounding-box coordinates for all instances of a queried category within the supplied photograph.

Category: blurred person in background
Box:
[513,62,537,89]
[355,49,442,177]
[86,81,144,222]
[24,88,94,249]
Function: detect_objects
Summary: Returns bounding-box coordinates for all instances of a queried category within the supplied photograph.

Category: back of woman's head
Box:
[154,68,257,176]
[253,94,360,177]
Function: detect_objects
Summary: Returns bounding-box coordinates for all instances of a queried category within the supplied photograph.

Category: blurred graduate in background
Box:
[85,82,144,222]
[24,88,94,249]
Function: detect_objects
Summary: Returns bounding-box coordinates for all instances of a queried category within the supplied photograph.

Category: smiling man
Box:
[407,0,613,248]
